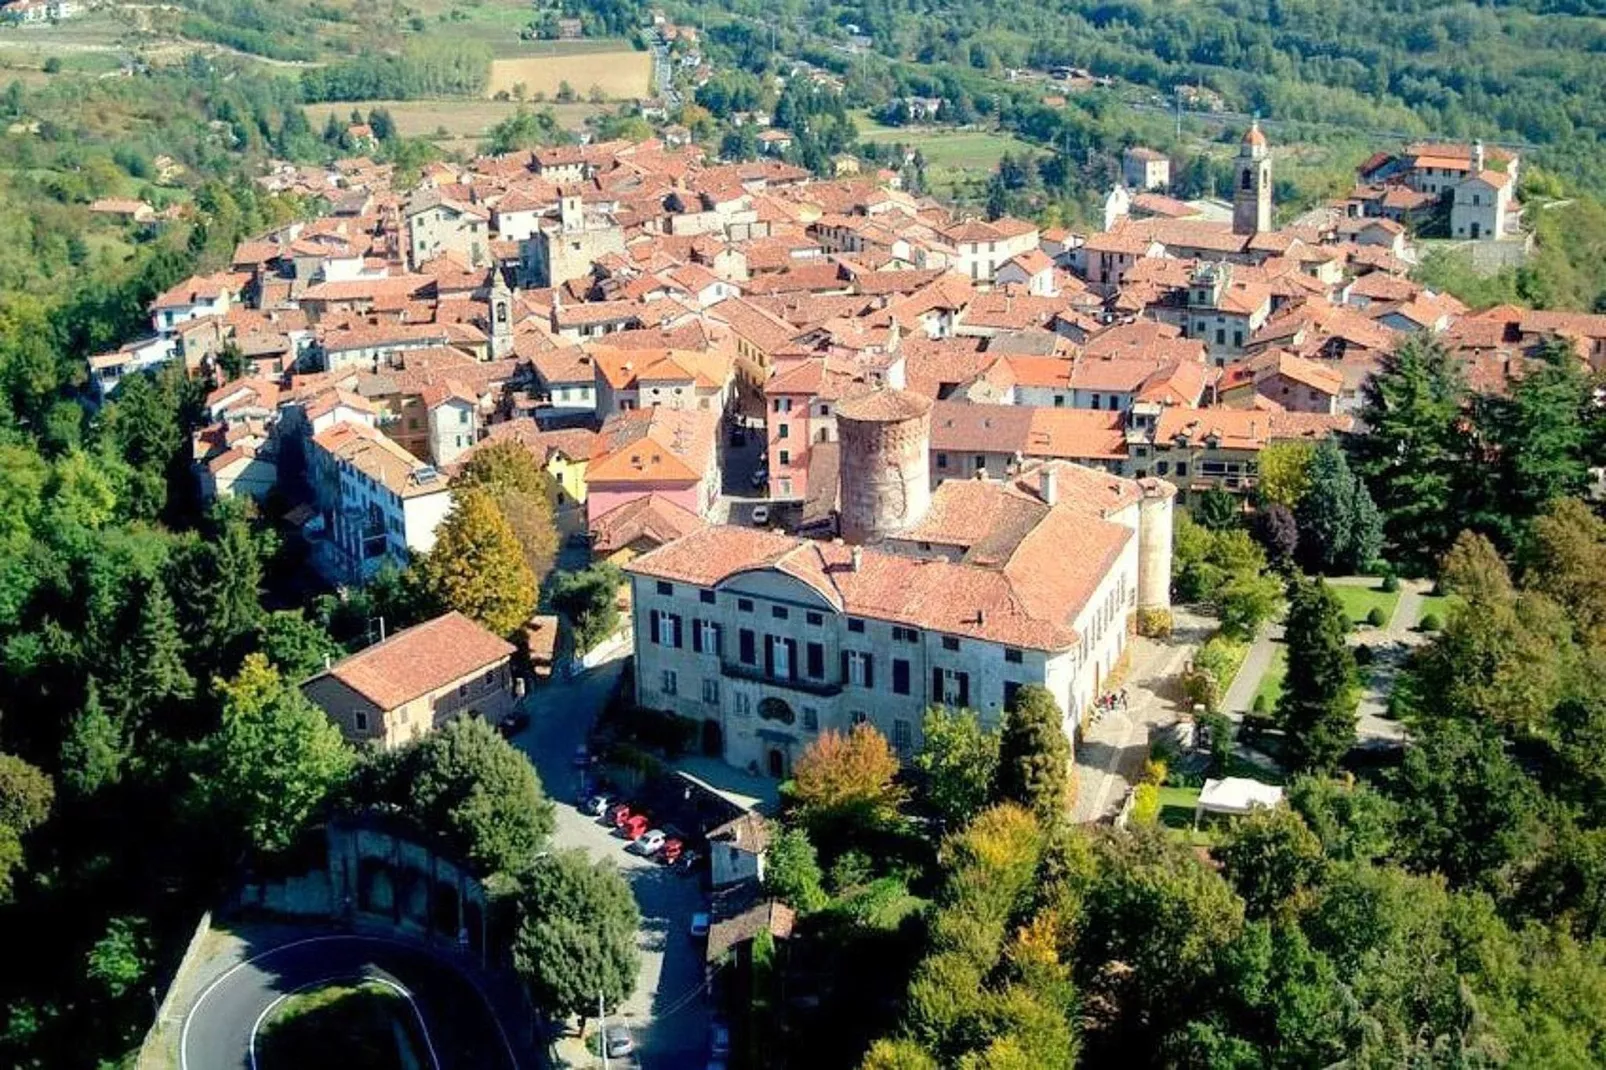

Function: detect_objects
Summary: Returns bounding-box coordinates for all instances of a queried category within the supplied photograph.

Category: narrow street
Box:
[504,657,711,1069]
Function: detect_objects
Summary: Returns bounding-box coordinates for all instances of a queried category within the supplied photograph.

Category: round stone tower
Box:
[1136,477,1176,611]
[836,388,933,545]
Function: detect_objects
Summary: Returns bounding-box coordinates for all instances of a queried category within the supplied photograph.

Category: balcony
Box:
[720,659,844,697]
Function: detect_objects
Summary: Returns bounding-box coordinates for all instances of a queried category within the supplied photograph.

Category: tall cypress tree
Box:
[996,685,1071,824]
[1276,578,1358,774]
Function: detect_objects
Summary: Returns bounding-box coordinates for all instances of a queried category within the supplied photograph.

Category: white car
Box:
[689,911,711,938]
[636,829,667,855]
[751,505,770,526]
[583,794,611,817]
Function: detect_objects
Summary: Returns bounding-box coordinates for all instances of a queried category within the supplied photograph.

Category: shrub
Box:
[1130,782,1159,825]
[1419,612,1443,632]
[1353,644,1374,667]
[1141,758,1168,786]
[1251,693,1268,714]
[1135,607,1174,638]
[1380,573,1399,593]
[1366,606,1388,627]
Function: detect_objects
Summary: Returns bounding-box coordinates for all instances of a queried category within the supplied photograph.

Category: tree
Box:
[764,824,828,912]
[1257,441,1315,509]
[1215,806,1325,917]
[1276,578,1357,774]
[106,579,193,726]
[197,654,354,854]
[0,753,52,901]
[392,715,554,877]
[1216,567,1283,639]
[1478,345,1591,542]
[1524,498,1606,646]
[914,706,999,828]
[1253,502,1299,569]
[790,723,907,833]
[169,501,264,662]
[58,680,125,798]
[455,441,560,584]
[861,1039,940,1070]
[1285,775,1397,864]
[256,609,343,681]
[513,850,639,1030]
[1351,336,1466,569]
[1296,441,1380,573]
[1194,488,1242,531]
[415,485,536,636]
[996,686,1071,824]
[549,563,622,652]
[84,916,150,1000]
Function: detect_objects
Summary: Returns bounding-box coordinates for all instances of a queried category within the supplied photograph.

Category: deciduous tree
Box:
[416,485,536,636]
[791,723,907,832]
[1256,441,1315,509]
[914,706,999,828]
[455,441,560,584]
[513,850,639,1030]
[764,824,828,912]
[1216,806,1325,917]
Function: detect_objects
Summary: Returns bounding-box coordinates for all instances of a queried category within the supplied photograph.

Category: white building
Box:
[1122,147,1171,192]
[1450,163,1514,241]
[622,458,1173,777]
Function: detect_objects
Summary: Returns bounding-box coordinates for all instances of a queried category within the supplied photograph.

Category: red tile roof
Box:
[310,611,515,710]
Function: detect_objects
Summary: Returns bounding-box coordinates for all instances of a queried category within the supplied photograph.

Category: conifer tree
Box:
[1276,578,1358,774]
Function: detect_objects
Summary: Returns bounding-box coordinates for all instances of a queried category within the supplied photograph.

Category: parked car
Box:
[636,828,668,855]
[496,710,530,738]
[751,505,770,526]
[623,814,650,840]
[602,1024,634,1058]
[749,467,768,489]
[689,911,711,938]
[609,803,633,826]
[583,794,612,817]
[709,1021,731,1058]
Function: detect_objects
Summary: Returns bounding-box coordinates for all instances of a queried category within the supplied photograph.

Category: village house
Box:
[301,611,518,748]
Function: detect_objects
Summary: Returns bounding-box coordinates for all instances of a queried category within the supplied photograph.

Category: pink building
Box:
[763,355,872,501]
[586,407,722,525]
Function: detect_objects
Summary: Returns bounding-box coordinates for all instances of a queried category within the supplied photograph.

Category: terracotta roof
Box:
[834,387,931,423]
[1025,408,1127,460]
[308,611,514,711]
[589,493,707,554]
[588,407,718,485]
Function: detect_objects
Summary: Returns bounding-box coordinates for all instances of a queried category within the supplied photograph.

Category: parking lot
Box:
[507,658,713,1068]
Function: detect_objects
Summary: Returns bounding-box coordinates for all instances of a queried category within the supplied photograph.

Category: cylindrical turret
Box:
[836,388,932,545]
[1137,477,1176,611]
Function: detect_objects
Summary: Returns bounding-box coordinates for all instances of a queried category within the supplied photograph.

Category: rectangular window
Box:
[697,620,721,655]
[702,677,719,705]
[1005,648,1023,664]
[806,611,823,626]
[739,628,756,665]
[933,667,971,707]
[942,636,960,652]
[661,670,678,696]
[355,711,369,732]
[699,589,716,605]
[849,710,868,726]
[803,707,819,731]
[893,719,912,754]
[733,691,751,717]
[650,611,681,648]
[1176,462,1188,477]
[1003,680,1022,710]
[770,636,792,679]
[847,617,866,633]
[772,606,789,620]
[657,581,673,596]
[892,626,921,644]
[778,424,789,439]
[845,650,873,687]
[738,598,754,613]
[779,449,790,465]
[1215,327,1226,345]
[936,452,948,469]
[974,454,986,472]
[806,642,824,679]
[893,658,911,695]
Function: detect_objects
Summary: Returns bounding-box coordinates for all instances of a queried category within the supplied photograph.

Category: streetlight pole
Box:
[598,992,608,1070]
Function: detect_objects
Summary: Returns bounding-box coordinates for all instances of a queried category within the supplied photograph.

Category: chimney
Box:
[850,547,863,573]
[1040,465,1058,506]
[1473,140,1486,174]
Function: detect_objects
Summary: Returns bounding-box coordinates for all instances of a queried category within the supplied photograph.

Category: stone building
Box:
[520,188,626,289]
[1232,121,1273,237]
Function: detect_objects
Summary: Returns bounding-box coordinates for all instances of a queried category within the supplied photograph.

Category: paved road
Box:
[179,934,520,1070]
[505,657,712,1068]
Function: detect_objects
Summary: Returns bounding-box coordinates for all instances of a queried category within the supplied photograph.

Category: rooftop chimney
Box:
[1040,465,1059,506]
[850,547,863,573]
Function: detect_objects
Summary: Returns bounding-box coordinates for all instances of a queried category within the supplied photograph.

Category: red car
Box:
[622,814,649,840]
[660,838,684,864]
[610,804,634,827]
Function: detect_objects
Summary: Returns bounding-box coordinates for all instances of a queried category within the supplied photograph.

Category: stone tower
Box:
[1232,120,1272,236]
[1136,477,1176,613]
[835,388,933,545]
[489,268,513,359]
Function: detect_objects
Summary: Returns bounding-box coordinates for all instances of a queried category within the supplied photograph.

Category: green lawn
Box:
[1157,785,1214,844]
[258,981,426,1070]
[1251,645,1288,713]
[852,111,1042,172]
[1330,584,1401,628]
[1413,594,1457,631]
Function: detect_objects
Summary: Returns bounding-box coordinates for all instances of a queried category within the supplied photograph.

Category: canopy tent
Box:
[1194,776,1284,827]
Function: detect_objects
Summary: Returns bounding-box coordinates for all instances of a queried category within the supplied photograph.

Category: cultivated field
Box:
[303,99,607,147]
[485,50,651,101]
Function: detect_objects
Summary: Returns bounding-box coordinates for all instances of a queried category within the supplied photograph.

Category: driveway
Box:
[505,658,711,1068]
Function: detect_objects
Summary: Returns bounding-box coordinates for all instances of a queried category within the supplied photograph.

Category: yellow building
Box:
[474,421,598,507]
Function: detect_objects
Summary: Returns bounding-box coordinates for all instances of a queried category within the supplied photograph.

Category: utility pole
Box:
[598,992,608,1070]
[1175,85,1182,140]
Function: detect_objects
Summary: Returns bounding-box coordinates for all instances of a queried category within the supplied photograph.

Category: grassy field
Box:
[1157,785,1214,845]
[1413,594,1457,630]
[1331,584,1401,628]
[1252,644,1288,713]
[259,981,426,1070]
[485,50,651,100]
[852,111,1041,172]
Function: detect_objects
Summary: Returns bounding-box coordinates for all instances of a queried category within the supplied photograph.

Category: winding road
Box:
[179,934,521,1070]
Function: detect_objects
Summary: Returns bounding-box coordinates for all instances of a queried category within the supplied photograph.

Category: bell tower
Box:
[1233,119,1273,236]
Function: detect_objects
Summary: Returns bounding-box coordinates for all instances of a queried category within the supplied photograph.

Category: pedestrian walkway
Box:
[1070,608,1212,824]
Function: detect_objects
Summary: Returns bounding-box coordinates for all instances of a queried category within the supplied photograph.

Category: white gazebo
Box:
[1194,776,1284,828]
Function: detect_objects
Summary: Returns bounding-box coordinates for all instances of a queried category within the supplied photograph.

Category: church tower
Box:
[1233,120,1272,236]
[489,268,514,359]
